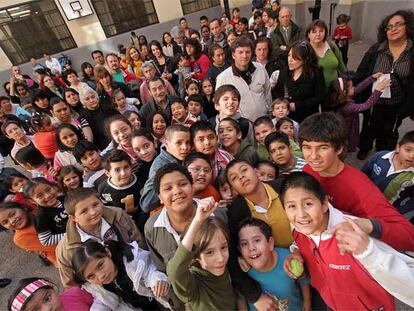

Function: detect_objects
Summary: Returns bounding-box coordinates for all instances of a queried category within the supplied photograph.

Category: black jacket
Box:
[227,178,284,303]
[274,67,326,123]
[269,22,302,60]
[98,82,136,107]
[356,42,414,118]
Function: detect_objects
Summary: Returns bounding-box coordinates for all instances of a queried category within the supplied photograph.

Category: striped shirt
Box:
[373,39,412,106]
[278,156,306,175]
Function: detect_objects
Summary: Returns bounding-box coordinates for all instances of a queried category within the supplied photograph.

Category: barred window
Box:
[91,0,158,38]
[0,0,76,65]
[180,0,221,15]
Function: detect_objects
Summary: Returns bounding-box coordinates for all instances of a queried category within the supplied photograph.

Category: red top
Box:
[333,25,353,40]
[198,184,221,202]
[33,130,58,160]
[293,230,394,310]
[303,164,414,251]
[191,54,212,81]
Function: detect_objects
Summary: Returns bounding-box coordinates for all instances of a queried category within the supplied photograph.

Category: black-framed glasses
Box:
[385,22,406,32]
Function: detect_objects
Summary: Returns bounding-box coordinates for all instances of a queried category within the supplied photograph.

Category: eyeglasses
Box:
[187,166,212,174]
[385,22,406,32]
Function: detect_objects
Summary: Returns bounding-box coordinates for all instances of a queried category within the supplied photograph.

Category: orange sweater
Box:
[14,224,57,266]
[198,184,221,202]
[33,131,58,160]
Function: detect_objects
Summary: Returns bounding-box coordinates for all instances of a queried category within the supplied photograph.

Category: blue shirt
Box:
[248,248,309,311]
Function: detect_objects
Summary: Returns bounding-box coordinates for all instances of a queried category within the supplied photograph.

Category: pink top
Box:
[60,287,93,311]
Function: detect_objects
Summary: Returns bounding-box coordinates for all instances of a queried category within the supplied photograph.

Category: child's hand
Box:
[334,218,370,256]
[47,165,58,177]
[283,250,304,279]
[193,196,218,224]
[254,293,279,311]
[217,199,232,209]
[289,102,296,112]
[372,72,383,79]
[237,256,251,272]
[375,78,391,92]
[152,280,169,298]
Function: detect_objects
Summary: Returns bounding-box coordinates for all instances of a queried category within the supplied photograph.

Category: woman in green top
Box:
[167,197,239,311]
[306,20,347,90]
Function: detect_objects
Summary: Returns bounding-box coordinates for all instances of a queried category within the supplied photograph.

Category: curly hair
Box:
[377,10,414,43]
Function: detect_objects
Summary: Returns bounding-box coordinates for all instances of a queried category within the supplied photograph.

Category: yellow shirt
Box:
[245,183,293,247]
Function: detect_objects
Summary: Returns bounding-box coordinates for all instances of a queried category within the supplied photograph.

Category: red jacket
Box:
[190,54,211,81]
[303,164,414,251]
[294,229,394,310]
[333,25,353,41]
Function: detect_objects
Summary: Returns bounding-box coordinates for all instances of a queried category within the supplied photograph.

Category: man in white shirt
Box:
[43,53,62,74]
[216,36,271,122]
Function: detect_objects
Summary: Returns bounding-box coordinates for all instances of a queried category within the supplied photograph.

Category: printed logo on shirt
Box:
[373,164,382,176]
[101,193,113,203]
[328,264,350,270]
[54,210,68,228]
[103,227,116,241]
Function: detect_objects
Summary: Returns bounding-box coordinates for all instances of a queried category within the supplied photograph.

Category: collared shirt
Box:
[231,62,257,85]
[381,151,414,176]
[245,183,293,247]
[76,218,118,243]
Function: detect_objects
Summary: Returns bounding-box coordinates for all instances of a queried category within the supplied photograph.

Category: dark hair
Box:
[289,41,320,79]
[32,89,48,102]
[190,120,216,140]
[225,159,252,183]
[238,17,249,26]
[183,37,203,60]
[49,96,66,111]
[173,52,187,67]
[305,19,328,42]
[63,68,78,79]
[1,120,22,136]
[64,187,100,215]
[189,29,201,39]
[81,62,94,79]
[298,112,347,155]
[72,239,134,284]
[232,7,240,14]
[208,43,224,60]
[131,127,155,143]
[183,152,212,169]
[0,95,10,103]
[231,36,254,53]
[5,171,28,193]
[102,149,131,171]
[8,278,54,311]
[201,25,210,34]
[146,111,170,136]
[254,36,273,60]
[336,14,351,25]
[254,160,278,174]
[279,172,326,205]
[213,84,241,106]
[149,40,166,59]
[72,140,100,162]
[57,165,83,192]
[23,177,58,200]
[63,87,79,102]
[29,113,50,132]
[124,110,141,124]
[165,124,190,141]
[56,123,83,151]
[216,170,229,188]
[253,11,262,20]
[399,130,414,146]
[325,75,352,111]
[91,50,103,58]
[271,97,290,111]
[265,131,290,150]
[185,78,200,91]
[253,116,274,129]
[275,117,294,131]
[154,163,193,194]
[104,114,132,141]
[179,17,187,23]
[148,76,166,89]
[200,15,208,21]
[171,97,187,109]
[15,145,45,167]
[238,217,273,241]
[268,10,278,20]
[219,117,241,134]
[187,94,204,107]
[377,10,414,42]
[162,32,175,46]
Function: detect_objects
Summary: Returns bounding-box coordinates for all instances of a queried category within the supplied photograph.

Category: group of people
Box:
[1,1,414,310]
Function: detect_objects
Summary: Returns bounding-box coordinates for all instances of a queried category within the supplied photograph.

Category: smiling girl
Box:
[146,111,169,147]
[23,178,68,246]
[54,124,84,171]
[57,165,83,193]
[72,240,170,310]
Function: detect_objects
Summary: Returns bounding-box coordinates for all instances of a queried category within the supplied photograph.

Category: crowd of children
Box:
[1,2,414,311]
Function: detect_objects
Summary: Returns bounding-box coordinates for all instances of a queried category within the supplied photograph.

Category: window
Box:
[0,0,76,65]
[180,0,220,15]
[91,0,158,37]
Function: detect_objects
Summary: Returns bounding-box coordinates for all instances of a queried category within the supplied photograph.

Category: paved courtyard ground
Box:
[0,40,413,309]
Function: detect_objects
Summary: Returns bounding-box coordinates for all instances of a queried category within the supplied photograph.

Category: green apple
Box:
[290,259,304,277]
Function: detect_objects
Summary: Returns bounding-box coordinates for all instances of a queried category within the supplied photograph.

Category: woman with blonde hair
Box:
[125,45,144,78]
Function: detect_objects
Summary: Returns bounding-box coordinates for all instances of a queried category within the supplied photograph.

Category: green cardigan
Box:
[167,244,238,311]
[318,41,347,88]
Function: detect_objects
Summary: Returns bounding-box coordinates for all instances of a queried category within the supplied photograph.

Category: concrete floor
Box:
[0,40,413,309]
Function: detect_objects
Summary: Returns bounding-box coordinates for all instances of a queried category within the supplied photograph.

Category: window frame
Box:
[180,0,221,15]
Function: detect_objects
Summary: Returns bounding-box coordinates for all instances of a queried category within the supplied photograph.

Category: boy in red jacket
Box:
[333,14,352,65]
[298,112,414,251]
